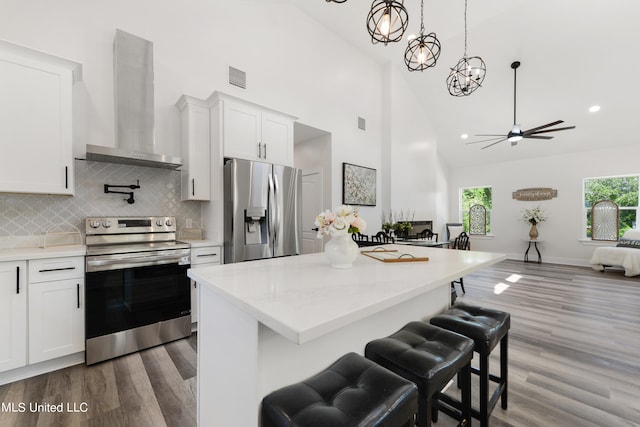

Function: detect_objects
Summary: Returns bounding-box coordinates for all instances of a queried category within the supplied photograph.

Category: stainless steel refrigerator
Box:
[223,158,302,263]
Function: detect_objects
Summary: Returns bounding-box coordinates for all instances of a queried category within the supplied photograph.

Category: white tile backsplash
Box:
[0,159,202,249]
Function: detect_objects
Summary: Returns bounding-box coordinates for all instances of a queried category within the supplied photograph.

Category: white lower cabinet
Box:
[0,261,27,373]
[190,245,222,324]
[28,278,84,364]
[27,256,85,364]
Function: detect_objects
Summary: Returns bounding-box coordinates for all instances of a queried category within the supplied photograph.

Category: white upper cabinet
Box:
[0,40,81,195]
[177,95,211,201]
[211,92,295,167]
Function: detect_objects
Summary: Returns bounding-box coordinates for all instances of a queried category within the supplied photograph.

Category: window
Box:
[460,186,492,234]
[584,175,639,239]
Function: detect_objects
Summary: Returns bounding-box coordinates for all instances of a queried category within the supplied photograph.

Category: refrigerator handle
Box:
[268,171,276,248]
[273,172,280,243]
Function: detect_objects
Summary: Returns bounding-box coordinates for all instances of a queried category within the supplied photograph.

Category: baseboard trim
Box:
[0,352,85,386]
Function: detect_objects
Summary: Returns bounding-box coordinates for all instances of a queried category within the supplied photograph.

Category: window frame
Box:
[582,174,639,240]
[459,186,492,234]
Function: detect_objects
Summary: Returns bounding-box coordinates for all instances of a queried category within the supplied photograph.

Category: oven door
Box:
[85,262,191,340]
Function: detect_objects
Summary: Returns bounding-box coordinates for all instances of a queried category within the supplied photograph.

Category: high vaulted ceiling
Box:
[282,0,639,167]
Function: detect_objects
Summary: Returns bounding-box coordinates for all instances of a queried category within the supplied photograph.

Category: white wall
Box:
[0,0,385,233]
[382,63,450,235]
[449,145,640,265]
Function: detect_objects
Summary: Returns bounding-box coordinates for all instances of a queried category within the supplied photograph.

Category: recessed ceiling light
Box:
[461,134,469,139]
[589,105,601,113]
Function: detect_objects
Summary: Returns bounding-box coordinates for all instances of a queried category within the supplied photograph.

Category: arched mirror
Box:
[469,204,487,235]
[591,200,619,241]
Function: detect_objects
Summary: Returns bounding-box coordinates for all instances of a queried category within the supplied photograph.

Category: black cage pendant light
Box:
[446,0,486,96]
[367,0,409,45]
[404,0,441,71]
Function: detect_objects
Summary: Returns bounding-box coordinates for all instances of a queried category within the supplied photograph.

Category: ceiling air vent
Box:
[358,116,366,131]
[228,66,246,89]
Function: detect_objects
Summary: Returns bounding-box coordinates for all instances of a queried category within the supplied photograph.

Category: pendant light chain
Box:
[463,0,468,57]
[419,0,425,36]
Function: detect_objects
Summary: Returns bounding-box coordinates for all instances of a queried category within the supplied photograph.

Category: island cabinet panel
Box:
[212,92,295,167]
[28,256,85,364]
[0,40,81,195]
[0,261,27,373]
[189,244,222,325]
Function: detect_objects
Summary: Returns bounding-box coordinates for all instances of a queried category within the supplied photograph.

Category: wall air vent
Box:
[228,66,247,89]
[358,116,366,131]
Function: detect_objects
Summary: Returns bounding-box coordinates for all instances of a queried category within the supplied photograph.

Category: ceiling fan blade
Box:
[523,135,554,140]
[467,137,507,145]
[528,125,576,135]
[481,138,507,149]
[523,120,564,134]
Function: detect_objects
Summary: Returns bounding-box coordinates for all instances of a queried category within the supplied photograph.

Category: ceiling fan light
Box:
[508,135,523,143]
[366,0,409,45]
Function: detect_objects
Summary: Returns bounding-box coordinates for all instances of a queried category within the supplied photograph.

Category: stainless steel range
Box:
[84,216,191,365]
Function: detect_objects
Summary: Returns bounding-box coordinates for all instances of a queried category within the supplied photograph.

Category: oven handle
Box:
[86,254,189,272]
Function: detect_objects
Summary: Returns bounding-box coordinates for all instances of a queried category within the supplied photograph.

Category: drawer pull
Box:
[38,266,76,273]
[197,253,217,257]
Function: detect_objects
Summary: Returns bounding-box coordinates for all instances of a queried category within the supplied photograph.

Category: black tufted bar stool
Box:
[430,303,510,427]
[261,352,418,427]
[365,322,474,427]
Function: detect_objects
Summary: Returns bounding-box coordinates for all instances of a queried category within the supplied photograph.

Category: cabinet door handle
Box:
[65,166,69,189]
[16,266,20,294]
[192,178,195,196]
[38,266,76,273]
[77,283,80,308]
[257,143,262,159]
[263,143,267,159]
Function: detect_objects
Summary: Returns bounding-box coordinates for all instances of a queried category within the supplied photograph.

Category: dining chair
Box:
[446,223,464,243]
[451,232,470,294]
[372,231,394,244]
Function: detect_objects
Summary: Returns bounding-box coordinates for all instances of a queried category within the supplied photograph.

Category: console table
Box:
[524,240,542,263]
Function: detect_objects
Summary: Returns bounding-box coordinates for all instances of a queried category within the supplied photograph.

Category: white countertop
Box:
[188,245,506,344]
[0,245,86,262]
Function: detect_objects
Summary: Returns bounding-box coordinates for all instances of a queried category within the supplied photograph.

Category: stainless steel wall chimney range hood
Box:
[86,29,182,170]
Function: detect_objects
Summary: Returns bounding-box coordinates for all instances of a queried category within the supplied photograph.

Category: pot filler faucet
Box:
[104,179,140,204]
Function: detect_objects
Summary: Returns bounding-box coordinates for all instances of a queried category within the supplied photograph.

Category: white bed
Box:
[590,229,640,277]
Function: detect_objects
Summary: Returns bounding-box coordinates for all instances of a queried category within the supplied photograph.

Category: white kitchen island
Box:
[188,244,506,426]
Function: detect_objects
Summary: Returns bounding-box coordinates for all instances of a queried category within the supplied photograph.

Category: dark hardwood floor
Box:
[0,260,638,426]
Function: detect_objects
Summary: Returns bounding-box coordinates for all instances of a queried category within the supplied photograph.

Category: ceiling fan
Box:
[467,61,575,150]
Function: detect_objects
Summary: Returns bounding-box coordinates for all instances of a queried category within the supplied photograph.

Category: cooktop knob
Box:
[156,219,165,227]
[102,220,112,228]
[89,220,101,229]
[165,218,174,227]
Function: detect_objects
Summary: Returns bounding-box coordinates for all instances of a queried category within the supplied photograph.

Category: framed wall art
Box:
[342,163,376,206]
